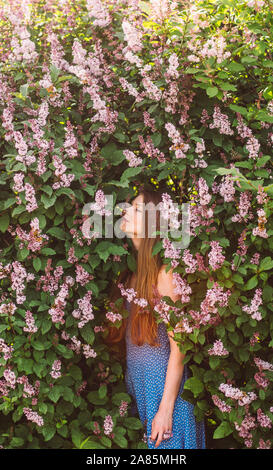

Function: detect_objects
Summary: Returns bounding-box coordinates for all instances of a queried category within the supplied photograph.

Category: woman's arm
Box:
[158,266,185,411]
[150,267,185,447]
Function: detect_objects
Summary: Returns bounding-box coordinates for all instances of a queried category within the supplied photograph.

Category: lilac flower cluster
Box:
[219,383,257,406]
[86,0,111,28]
[211,394,232,413]
[242,288,263,321]
[138,135,166,163]
[118,282,148,309]
[12,172,38,212]
[48,276,75,324]
[165,122,190,159]
[172,272,192,304]
[14,217,49,252]
[208,241,225,271]
[52,155,75,190]
[119,400,129,417]
[208,339,229,356]
[23,309,38,334]
[72,290,94,328]
[103,414,114,436]
[252,208,268,238]
[90,190,112,216]
[0,339,13,361]
[123,149,143,167]
[23,408,44,427]
[50,360,62,379]
[162,238,181,269]
[61,331,97,360]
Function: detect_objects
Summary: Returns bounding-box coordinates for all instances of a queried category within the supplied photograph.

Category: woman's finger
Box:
[155,431,163,448]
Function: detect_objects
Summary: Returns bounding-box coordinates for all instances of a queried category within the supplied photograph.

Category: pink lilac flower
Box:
[162,237,181,264]
[72,290,94,328]
[159,193,180,230]
[138,135,166,163]
[250,253,260,265]
[258,438,271,449]
[208,339,229,356]
[75,264,92,286]
[231,191,254,223]
[172,273,192,304]
[254,356,273,372]
[15,217,49,252]
[208,241,225,271]
[234,411,257,444]
[23,407,44,427]
[122,19,143,52]
[182,249,198,273]
[219,383,257,406]
[90,189,112,216]
[209,105,234,135]
[123,149,143,167]
[256,185,269,205]
[103,414,114,436]
[199,36,231,64]
[3,369,16,389]
[242,288,263,321]
[252,208,268,238]
[106,311,123,323]
[119,400,129,417]
[24,183,38,212]
[211,394,232,413]
[198,177,211,205]
[23,309,38,333]
[119,77,143,103]
[86,0,111,27]
[218,175,236,202]
[50,360,62,379]
[254,371,269,389]
[165,122,190,159]
[257,408,272,428]
[0,339,13,361]
[82,344,97,359]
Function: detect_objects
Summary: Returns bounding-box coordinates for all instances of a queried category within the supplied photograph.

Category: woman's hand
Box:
[149,407,173,448]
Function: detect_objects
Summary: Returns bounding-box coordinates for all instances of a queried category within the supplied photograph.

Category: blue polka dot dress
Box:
[124,298,206,449]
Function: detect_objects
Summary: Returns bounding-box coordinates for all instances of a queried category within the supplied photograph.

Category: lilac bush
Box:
[0,0,273,449]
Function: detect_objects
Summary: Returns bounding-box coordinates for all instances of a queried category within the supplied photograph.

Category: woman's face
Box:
[120,193,144,238]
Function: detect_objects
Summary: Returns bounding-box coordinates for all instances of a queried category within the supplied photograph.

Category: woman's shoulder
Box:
[157,265,180,302]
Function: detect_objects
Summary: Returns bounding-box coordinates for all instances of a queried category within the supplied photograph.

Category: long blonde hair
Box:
[103,189,167,349]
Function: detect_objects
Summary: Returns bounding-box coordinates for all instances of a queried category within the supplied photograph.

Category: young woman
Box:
[104,189,205,449]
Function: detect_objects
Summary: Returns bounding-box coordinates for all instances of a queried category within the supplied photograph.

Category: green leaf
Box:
[80,323,95,344]
[42,424,56,442]
[206,86,219,97]
[40,248,56,255]
[120,167,143,182]
[48,386,63,403]
[259,256,273,271]
[41,193,57,209]
[33,257,42,272]
[123,417,143,430]
[112,392,131,406]
[244,275,258,290]
[184,377,204,397]
[46,227,67,240]
[68,365,82,381]
[0,213,10,233]
[87,391,108,405]
[71,427,85,448]
[98,384,107,399]
[113,433,128,448]
[213,421,233,439]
